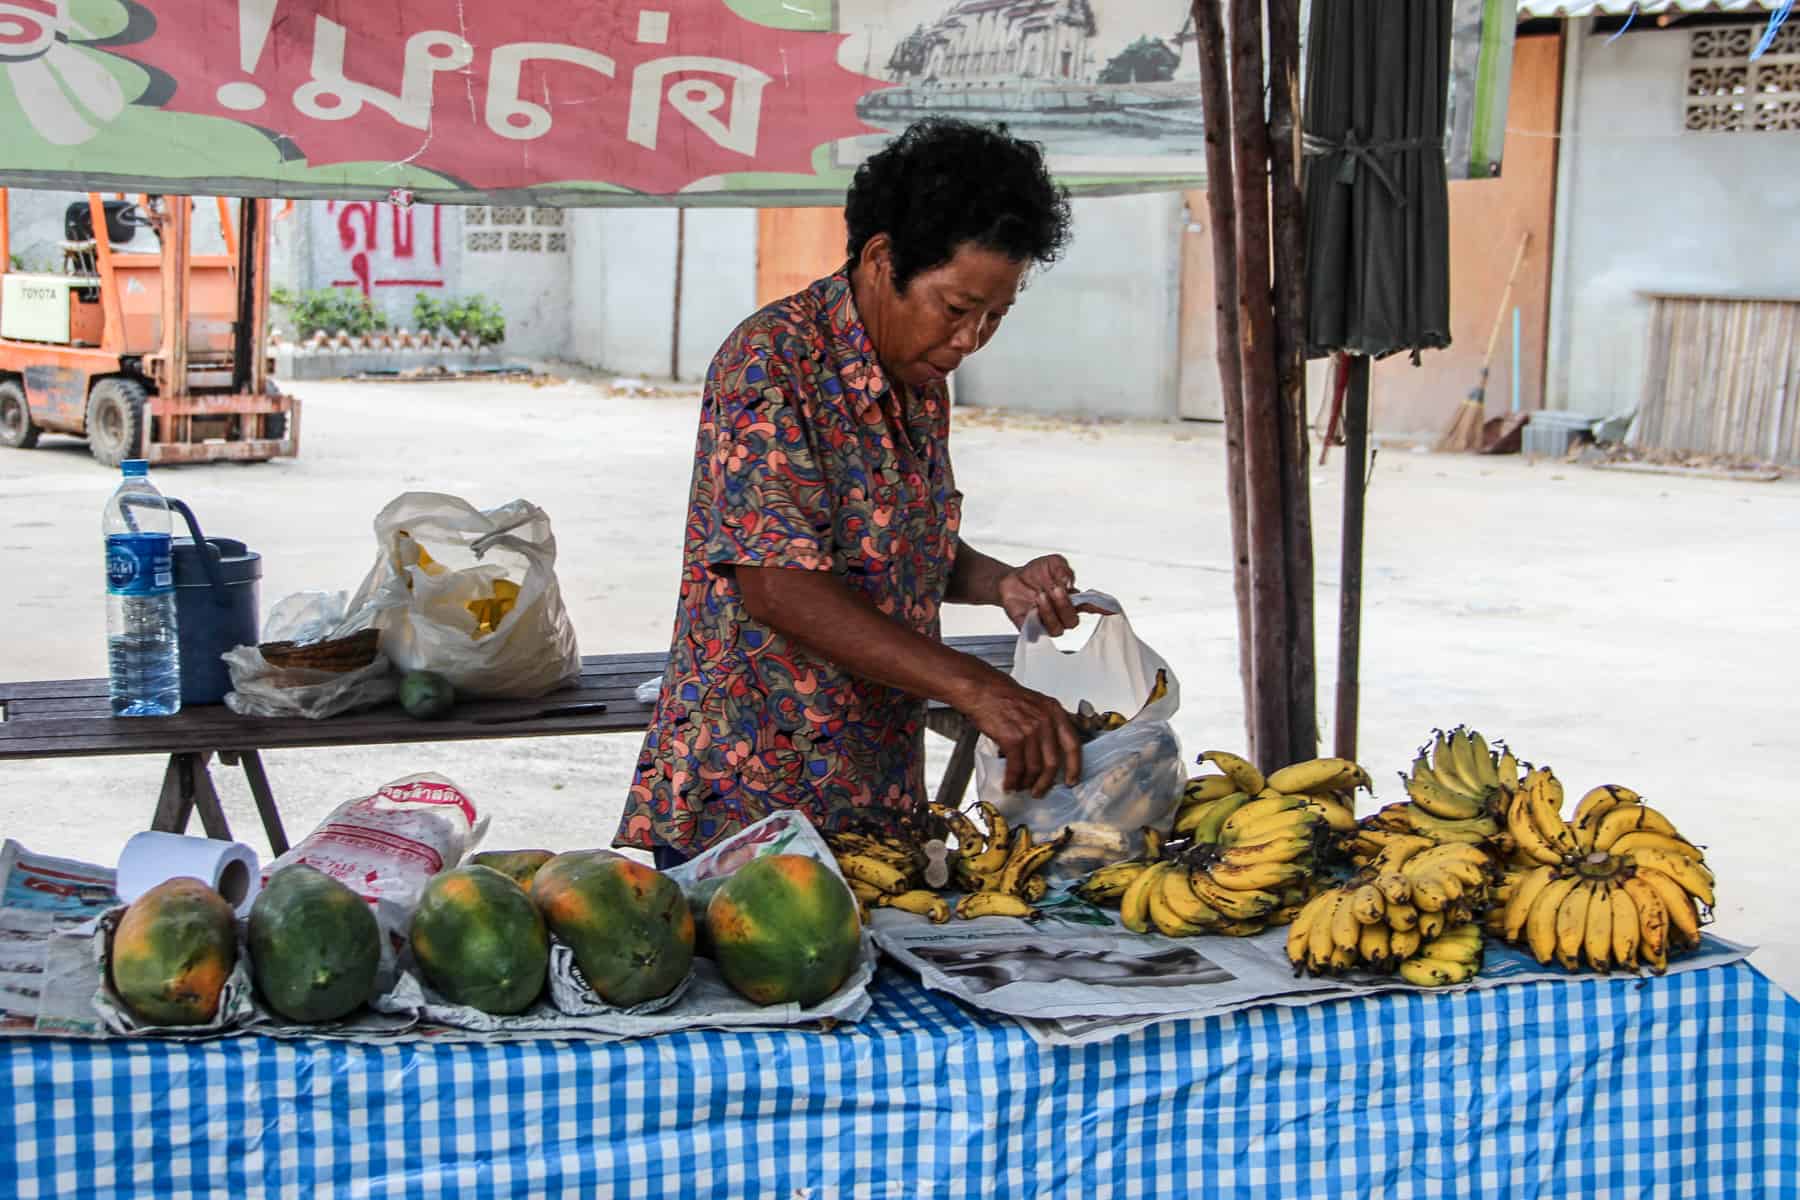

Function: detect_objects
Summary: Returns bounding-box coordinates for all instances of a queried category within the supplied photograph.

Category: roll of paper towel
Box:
[116,832,261,916]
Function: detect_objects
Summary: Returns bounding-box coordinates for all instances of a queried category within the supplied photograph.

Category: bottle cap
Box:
[121,459,148,477]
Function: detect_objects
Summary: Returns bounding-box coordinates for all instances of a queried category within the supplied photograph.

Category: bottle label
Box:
[106,533,174,596]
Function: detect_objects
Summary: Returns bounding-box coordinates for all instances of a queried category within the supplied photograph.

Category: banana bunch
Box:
[1347,728,1512,866]
[1078,789,1323,939]
[1175,751,1365,844]
[928,801,1068,920]
[1287,835,1497,978]
[1396,925,1487,987]
[1496,777,1712,973]
[828,829,952,924]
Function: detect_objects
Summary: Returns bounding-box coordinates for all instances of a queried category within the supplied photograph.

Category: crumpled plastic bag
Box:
[223,590,398,719]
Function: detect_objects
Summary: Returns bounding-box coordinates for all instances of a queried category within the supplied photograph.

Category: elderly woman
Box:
[617,119,1093,867]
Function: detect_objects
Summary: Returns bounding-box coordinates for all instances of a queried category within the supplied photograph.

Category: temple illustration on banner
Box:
[857,0,1202,136]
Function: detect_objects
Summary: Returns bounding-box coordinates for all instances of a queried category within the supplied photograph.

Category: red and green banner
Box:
[0,0,1510,205]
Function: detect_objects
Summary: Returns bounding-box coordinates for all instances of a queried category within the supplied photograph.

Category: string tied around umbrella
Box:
[1300,130,1437,203]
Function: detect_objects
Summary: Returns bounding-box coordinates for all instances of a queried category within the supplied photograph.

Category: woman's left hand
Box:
[998,554,1090,636]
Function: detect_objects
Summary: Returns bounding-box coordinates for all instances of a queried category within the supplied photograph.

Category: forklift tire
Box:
[86,378,147,467]
[0,380,39,450]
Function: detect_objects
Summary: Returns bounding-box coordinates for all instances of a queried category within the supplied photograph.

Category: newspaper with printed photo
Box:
[870,888,1755,1046]
[0,840,119,1037]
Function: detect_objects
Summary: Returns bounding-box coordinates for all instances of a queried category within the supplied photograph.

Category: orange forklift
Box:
[0,190,297,466]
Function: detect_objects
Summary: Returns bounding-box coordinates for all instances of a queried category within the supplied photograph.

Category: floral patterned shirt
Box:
[615,268,963,854]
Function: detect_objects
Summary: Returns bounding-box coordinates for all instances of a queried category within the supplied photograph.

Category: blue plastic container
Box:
[167,500,261,706]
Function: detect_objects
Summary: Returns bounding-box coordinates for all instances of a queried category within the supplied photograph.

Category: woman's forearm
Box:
[735,565,1000,708]
[945,538,1015,608]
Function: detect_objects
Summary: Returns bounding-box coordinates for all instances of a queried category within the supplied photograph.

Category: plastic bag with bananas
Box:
[1493,774,1712,973]
[1285,835,1497,983]
[1075,790,1326,939]
[1345,728,1514,867]
[1176,752,1367,848]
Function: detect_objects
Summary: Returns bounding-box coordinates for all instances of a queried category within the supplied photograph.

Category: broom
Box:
[1438,231,1530,452]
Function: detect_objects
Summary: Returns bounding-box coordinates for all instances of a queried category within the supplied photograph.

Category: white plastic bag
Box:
[223,590,398,719]
[344,493,581,700]
[974,592,1184,881]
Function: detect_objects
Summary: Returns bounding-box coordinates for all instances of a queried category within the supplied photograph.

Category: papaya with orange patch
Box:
[530,853,693,1007]
[707,854,861,1007]
[110,877,238,1026]
[410,865,548,1014]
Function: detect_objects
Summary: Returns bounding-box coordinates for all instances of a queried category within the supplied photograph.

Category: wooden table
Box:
[0,636,1014,854]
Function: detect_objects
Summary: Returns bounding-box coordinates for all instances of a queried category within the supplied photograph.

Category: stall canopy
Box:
[0,0,1513,205]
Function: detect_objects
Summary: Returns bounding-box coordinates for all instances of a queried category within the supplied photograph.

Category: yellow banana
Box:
[1608,880,1640,972]
[927,804,987,856]
[1405,760,1486,820]
[1175,792,1249,840]
[1431,730,1485,798]
[1627,850,1715,909]
[962,803,1012,874]
[1608,831,1703,864]
[1199,750,1266,795]
[1183,774,1242,804]
[1399,956,1478,987]
[1330,888,1365,954]
[1207,858,1309,893]
[1631,865,1702,948]
[1374,872,1413,906]
[1386,901,1420,932]
[1443,730,1490,799]
[1157,867,1222,930]
[1190,869,1282,921]
[830,834,919,871]
[1299,796,1358,834]
[1466,730,1501,791]
[1417,909,1447,941]
[955,891,1036,921]
[1077,861,1150,903]
[1502,865,1557,942]
[1593,804,1680,851]
[1222,792,1306,841]
[1349,884,1387,926]
[1267,757,1367,796]
[1410,873,1456,913]
[1388,926,1423,962]
[1525,874,1582,965]
[1392,805,1499,841]
[1229,805,1321,847]
[1327,942,1359,974]
[837,854,911,894]
[879,890,952,923]
[1371,834,1437,873]
[1527,774,1581,857]
[1572,784,1641,836]
[848,878,887,904]
[1553,878,1592,970]
[1619,873,1669,972]
[1507,791,1567,867]
[1307,891,1344,971]
[1495,749,1522,795]
[1287,890,1337,968]
[1148,870,1207,937]
[1359,921,1393,971]
[1119,861,1166,934]
[1216,834,1314,871]
[1582,880,1613,972]
[975,801,1010,847]
[997,829,1071,895]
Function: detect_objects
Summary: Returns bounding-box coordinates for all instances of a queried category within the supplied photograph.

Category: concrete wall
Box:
[564,209,757,381]
[957,192,1184,419]
[1549,24,1800,417]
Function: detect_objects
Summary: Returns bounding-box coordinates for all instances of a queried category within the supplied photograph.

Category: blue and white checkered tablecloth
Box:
[4,961,1796,1199]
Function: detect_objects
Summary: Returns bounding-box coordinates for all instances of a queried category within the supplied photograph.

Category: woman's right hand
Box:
[960,672,1084,798]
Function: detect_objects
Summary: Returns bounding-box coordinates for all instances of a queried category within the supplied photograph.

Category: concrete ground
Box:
[2,373,1796,995]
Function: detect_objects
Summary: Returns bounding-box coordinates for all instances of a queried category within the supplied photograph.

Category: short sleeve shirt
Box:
[614,268,962,854]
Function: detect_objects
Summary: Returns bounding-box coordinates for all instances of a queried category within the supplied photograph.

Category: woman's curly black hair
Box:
[845,118,1072,291]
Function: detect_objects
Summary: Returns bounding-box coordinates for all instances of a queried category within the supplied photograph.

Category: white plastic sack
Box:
[223,590,398,719]
[345,492,581,700]
[974,591,1184,880]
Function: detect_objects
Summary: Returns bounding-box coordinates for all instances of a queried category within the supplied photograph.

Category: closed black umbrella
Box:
[1299,0,1453,758]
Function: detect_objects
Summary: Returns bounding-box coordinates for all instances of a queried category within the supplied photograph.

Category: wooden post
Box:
[0,188,9,273]
[1334,355,1370,761]
[1227,0,1290,769]
[1265,0,1318,765]
[671,208,686,382]
[1187,0,1254,733]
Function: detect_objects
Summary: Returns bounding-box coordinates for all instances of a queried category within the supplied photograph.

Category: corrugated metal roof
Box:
[1519,1,1777,16]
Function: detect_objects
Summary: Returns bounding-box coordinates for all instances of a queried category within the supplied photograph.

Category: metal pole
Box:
[670,208,686,383]
[1334,355,1369,761]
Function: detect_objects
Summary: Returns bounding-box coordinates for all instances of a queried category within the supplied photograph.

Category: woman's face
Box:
[856,235,1028,391]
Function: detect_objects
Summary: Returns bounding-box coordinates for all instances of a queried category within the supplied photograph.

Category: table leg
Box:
[150,752,233,842]
[934,719,981,809]
[236,751,288,856]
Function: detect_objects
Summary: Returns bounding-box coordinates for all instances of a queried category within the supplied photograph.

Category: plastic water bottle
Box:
[104,459,181,716]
